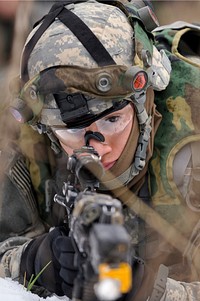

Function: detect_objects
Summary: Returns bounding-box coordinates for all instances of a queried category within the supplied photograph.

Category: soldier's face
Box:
[56,104,134,170]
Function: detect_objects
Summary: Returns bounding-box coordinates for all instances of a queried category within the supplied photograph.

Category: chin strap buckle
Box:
[134,115,152,171]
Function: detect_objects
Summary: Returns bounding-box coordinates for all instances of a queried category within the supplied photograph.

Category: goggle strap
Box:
[58,7,116,67]
[21,2,116,83]
[21,3,66,83]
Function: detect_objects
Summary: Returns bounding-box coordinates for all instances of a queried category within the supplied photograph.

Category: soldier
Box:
[0,1,200,300]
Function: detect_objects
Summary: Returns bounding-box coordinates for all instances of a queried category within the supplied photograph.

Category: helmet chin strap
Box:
[99,101,152,191]
[84,131,105,146]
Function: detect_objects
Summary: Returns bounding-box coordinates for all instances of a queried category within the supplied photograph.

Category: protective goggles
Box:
[52,103,133,149]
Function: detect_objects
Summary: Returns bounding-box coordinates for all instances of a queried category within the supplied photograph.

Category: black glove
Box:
[20,227,78,298]
[21,227,168,301]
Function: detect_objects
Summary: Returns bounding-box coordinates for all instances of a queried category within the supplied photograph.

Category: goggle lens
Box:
[52,104,133,149]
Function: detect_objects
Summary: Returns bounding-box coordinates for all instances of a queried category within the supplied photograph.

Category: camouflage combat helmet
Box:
[9,0,171,186]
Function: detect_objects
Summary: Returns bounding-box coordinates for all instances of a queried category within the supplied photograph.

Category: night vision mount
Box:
[9,63,151,126]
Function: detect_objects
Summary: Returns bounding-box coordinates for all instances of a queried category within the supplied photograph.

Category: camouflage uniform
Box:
[1,1,200,301]
[0,124,58,277]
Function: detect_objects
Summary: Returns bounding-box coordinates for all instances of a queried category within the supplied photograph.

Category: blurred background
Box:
[0,0,56,148]
[154,1,200,25]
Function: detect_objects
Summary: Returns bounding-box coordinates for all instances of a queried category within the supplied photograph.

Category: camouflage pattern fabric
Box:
[0,123,56,242]
[0,238,30,279]
[161,277,200,301]
[15,0,160,128]
[150,24,200,216]
[148,22,200,286]
[26,1,135,79]
[1,2,200,300]
[0,124,58,281]
[16,124,56,220]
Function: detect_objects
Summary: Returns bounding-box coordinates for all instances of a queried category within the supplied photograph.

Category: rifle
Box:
[54,145,132,301]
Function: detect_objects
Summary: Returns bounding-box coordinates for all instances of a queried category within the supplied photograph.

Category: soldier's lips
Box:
[102,161,116,170]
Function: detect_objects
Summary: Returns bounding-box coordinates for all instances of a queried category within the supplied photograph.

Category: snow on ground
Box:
[0,277,68,301]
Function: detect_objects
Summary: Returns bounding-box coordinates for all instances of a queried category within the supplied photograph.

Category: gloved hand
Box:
[20,227,78,298]
[20,226,168,301]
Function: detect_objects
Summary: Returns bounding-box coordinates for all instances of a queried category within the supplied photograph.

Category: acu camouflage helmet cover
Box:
[10,0,171,127]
